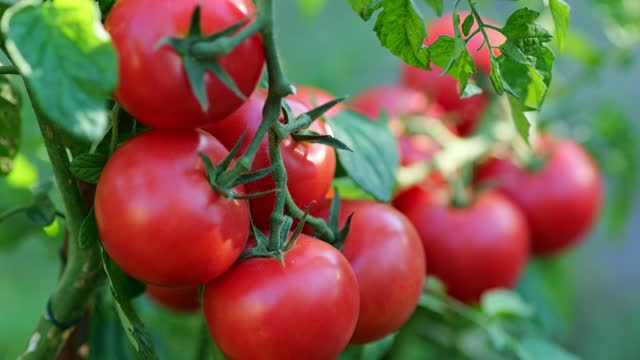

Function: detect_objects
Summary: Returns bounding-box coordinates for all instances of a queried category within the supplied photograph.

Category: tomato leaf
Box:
[78,208,99,249]
[508,95,532,144]
[339,334,396,359]
[331,177,375,201]
[70,153,107,184]
[549,0,570,52]
[481,290,534,319]
[516,338,580,360]
[101,249,157,360]
[461,14,475,37]
[422,0,443,16]
[373,0,431,70]
[2,0,117,142]
[429,35,476,95]
[0,73,21,176]
[25,194,56,227]
[348,0,383,21]
[327,110,398,202]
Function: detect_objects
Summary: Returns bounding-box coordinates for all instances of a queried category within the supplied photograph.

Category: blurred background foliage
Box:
[1,0,639,359]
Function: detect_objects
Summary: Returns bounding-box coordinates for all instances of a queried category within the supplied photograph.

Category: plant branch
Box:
[192,18,265,58]
[0,64,19,75]
[19,85,104,360]
[466,0,498,58]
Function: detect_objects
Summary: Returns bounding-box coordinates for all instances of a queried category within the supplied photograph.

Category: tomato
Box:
[95,130,249,286]
[146,285,200,313]
[396,187,529,303]
[401,12,504,135]
[475,136,603,256]
[311,200,426,344]
[106,0,264,129]
[203,235,359,360]
[291,85,344,118]
[203,89,336,228]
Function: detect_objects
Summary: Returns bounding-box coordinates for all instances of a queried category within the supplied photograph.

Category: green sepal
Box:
[291,130,352,151]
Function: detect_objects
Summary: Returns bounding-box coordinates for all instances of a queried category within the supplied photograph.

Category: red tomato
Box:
[291,85,344,118]
[401,12,504,135]
[397,187,529,303]
[475,137,603,256]
[106,0,264,129]
[203,235,360,360]
[95,130,249,286]
[146,285,200,313]
[311,200,426,344]
[203,89,336,228]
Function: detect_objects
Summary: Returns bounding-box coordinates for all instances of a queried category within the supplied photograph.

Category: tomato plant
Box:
[95,130,250,286]
[396,187,529,303]
[311,199,426,344]
[106,0,264,129]
[203,234,359,360]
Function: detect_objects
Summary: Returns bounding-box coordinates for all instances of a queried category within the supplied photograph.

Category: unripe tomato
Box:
[475,136,603,256]
[311,200,426,344]
[397,187,529,303]
[146,285,200,313]
[106,0,264,129]
[95,130,249,286]
[291,85,344,118]
[401,12,504,135]
[203,235,359,360]
[203,89,336,228]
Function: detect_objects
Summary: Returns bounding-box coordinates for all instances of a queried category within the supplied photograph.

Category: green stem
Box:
[192,18,265,58]
[0,64,19,75]
[466,1,497,58]
[284,189,334,242]
[19,85,104,360]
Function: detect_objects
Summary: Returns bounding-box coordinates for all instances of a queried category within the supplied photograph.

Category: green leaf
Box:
[101,249,157,359]
[88,293,135,360]
[481,290,534,319]
[489,58,505,95]
[2,0,117,142]
[549,0,570,51]
[0,0,17,18]
[25,194,56,227]
[348,0,383,21]
[70,153,107,184]
[327,110,399,202]
[0,73,21,176]
[373,0,431,70]
[508,95,531,144]
[78,208,99,249]
[502,8,553,46]
[339,334,396,359]
[461,14,474,37]
[297,0,327,18]
[331,177,375,201]
[430,35,476,93]
[98,0,117,20]
[517,338,580,360]
[422,0,443,16]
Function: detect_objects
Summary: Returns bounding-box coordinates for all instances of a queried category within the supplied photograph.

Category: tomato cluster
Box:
[94,3,603,358]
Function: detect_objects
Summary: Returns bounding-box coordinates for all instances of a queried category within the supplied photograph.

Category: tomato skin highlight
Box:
[203,89,336,228]
[95,130,249,287]
[476,137,604,256]
[311,200,426,344]
[397,188,529,303]
[146,285,200,313]
[106,0,264,129]
[400,12,504,135]
[203,235,360,360]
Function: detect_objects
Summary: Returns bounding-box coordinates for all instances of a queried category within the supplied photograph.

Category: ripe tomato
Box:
[106,0,264,129]
[475,136,603,256]
[203,235,359,360]
[146,285,200,313]
[397,187,529,303]
[401,12,504,135]
[311,200,426,344]
[203,89,336,228]
[95,130,249,286]
[291,85,344,118]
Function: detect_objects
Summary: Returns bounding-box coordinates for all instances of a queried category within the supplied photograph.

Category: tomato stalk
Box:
[19,84,105,359]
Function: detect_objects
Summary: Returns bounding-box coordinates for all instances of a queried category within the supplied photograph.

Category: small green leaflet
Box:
[422,0,443,16]
[0,74,21,176]
[373,0,431,69]
[549,0,570,51]
[508,95,532,144]
[327,110,398,202]
[2,0,117,142]
[70,153,107,183]
[430,35,476,93]
[101,249,157,360]
[348,0,383,21]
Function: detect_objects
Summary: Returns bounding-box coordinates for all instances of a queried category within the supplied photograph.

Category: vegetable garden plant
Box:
[0,0,636,359]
